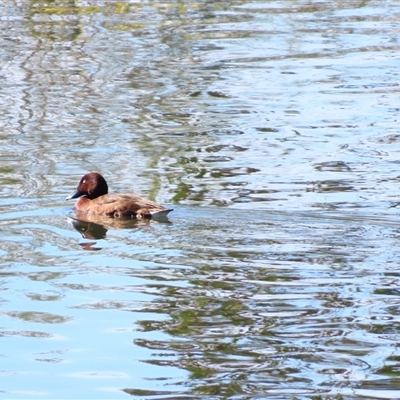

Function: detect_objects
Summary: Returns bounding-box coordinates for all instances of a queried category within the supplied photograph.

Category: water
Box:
[1,0,400,398]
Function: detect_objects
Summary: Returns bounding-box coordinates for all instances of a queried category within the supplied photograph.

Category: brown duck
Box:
[66,172,173,219]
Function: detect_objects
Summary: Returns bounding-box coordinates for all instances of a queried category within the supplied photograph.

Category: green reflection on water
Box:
[7,311,71,324]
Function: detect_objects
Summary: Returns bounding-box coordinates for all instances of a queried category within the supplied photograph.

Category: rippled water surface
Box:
[2,0,400,398]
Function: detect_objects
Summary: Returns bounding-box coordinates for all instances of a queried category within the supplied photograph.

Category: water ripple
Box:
[2,0,400,398]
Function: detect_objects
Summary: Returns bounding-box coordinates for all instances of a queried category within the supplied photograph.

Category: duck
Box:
[66,172,173,219]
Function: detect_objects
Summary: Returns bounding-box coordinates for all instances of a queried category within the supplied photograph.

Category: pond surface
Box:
[1,0,400,398]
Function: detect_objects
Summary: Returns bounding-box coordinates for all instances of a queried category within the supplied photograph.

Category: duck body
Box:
[66,172,173,219]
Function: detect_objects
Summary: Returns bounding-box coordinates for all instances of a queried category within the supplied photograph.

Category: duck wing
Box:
[92,194,172,218]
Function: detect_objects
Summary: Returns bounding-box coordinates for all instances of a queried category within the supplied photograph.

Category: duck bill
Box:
[66,190,85,201]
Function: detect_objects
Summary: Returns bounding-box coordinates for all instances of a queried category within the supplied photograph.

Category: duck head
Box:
[66,172,108,201]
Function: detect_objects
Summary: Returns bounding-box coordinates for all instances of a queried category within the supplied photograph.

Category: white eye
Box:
[82,179,86,184]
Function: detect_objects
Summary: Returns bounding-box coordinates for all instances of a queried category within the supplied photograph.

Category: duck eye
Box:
[82,179,86,184]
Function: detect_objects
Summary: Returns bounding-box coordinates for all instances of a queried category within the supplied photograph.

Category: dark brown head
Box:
[66,172,108,201]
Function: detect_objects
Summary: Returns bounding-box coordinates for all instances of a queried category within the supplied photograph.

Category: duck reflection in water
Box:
[67,211,172,241]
